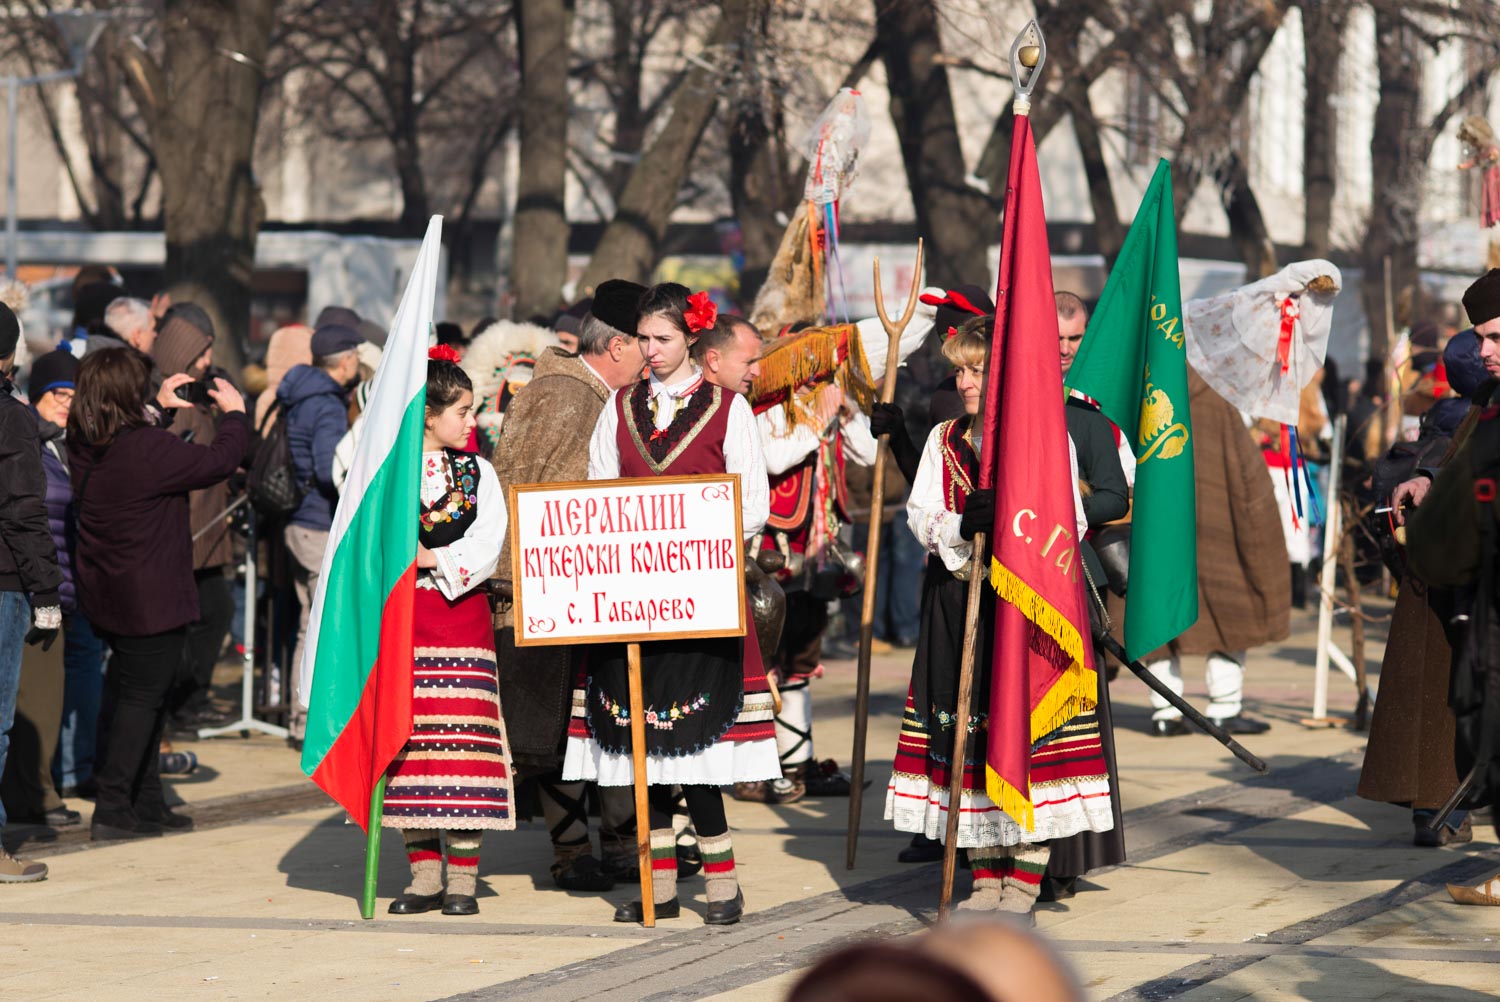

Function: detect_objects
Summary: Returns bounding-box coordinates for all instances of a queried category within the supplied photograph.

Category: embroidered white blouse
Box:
[587,366,770,538]
[906,423,1086,573]
[420,450,507,600]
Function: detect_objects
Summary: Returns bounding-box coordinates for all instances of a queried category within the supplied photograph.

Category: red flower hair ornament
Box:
[428,344,463,364]
[683,291,718,333]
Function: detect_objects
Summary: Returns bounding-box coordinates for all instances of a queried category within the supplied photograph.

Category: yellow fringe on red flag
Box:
[985,764,1036,834]
[985,555,1100,832]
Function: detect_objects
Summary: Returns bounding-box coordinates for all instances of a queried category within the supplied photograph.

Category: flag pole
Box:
[1095,631,1267,772]
[938,19,1051,922]
[627,641,655,926]
[939,533,988,919]
[361,775,387,920]
[848,239,924,871]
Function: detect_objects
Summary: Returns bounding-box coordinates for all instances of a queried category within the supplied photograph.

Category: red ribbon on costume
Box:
[684,291,717,333]
[1482,162,1500,229]
[1276,296,1298,375]
[428,344,462,363]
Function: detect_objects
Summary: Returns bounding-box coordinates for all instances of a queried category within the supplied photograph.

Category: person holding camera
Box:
[68,348,249,840]
[151,309,241,731]
[0,304,64,880]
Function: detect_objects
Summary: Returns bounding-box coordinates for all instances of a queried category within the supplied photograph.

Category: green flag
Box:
[1064,159,1197,660]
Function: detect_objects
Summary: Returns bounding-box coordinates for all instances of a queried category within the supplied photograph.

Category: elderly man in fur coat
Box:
[490,280,651,892]
[1142,367,1289,736]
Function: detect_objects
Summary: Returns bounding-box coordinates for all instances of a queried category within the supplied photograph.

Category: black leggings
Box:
[646,784,727,839]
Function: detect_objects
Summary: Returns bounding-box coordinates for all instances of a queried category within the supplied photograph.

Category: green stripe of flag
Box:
[300,392,426,773]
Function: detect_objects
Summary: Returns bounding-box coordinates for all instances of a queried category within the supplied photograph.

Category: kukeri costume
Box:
[741,317,929,802]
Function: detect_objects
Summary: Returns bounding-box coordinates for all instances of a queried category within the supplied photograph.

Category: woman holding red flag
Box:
[383,347,515,918]
[886,318,1109,917]
[564,283,775,926]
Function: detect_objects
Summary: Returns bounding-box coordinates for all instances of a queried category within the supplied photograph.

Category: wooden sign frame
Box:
[507,472,747,648]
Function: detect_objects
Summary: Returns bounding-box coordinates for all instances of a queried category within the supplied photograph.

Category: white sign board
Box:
[508,474,746,647]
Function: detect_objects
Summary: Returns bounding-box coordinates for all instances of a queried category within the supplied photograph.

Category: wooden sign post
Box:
[509,473,746,927]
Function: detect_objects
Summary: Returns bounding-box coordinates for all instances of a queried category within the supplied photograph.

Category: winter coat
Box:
[153,321,239,570]
[254,325,313,430]
[34,413,75,612]
[490,347,611,772]
[277,364,349,531]
[1149,367,1290,659]
[69,413,250,637]
[0,375,62,607]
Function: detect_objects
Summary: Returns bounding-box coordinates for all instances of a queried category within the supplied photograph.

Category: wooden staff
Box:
[846,240,925,870]
[627,641,655,926]
[938,533,987,918]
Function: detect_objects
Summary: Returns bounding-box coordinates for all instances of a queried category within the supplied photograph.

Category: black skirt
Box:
[584,637,743,758]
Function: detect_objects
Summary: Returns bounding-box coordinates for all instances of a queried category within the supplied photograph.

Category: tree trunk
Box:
[511,0,573,320]
[604,0,647,202]
[579,0,754,292]
[119,0,277,375]
[1361,9,1424,366]
[1062,77,1125,271]
[729,96,793,309]
[1216,151,1278,279]
[1299,0,1348,260]
[873,0,992,291]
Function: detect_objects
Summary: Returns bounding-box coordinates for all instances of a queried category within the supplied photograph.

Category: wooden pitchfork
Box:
[846,239,924,870]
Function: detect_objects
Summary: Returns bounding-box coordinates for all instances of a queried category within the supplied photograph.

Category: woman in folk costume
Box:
[887,318,1111,916]
[385,347,515,918]
[564,282,775,926]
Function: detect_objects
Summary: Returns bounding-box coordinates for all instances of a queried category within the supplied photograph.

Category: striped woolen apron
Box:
[382,586,515,830]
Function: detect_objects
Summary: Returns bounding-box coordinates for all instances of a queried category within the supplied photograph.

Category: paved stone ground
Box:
[4,602,1499,1000]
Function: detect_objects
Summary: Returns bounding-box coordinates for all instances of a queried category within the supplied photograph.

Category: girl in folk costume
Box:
[386,347,515,917]
[564,283,776,926]
[886,319,1112,916]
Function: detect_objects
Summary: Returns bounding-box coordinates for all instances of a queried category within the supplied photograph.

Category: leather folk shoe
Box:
[1151,718,1190,737]
[552,853,616,892]
[705,889,745,926]
[441,894,479,916]
[388,890,445,915]
[1447,878,1500,906]
[614,897,681,923]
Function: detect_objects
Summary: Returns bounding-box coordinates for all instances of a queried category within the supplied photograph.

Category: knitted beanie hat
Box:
[153,314,214,377]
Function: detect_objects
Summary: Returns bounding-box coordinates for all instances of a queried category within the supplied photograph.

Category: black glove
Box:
[869,402,906,438]
[24,626,58,652]
[958,489,995,540]
[870,403,921,482]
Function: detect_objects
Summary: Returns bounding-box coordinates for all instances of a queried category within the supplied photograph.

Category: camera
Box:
[174,380,214,406]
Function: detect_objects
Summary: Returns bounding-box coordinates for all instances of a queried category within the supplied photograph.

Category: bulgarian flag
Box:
[979,112,1098,832]
[299,216,443,828]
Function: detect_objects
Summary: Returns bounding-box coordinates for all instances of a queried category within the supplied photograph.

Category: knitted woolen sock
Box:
[996,844,1050,914]
[648,828,679,904]
[444,830,483,898]
[402,829,443,896]
[961,858,1005,911]
[698,832,739,903]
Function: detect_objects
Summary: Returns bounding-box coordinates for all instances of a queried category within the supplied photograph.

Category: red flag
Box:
[979,113,1098,831]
